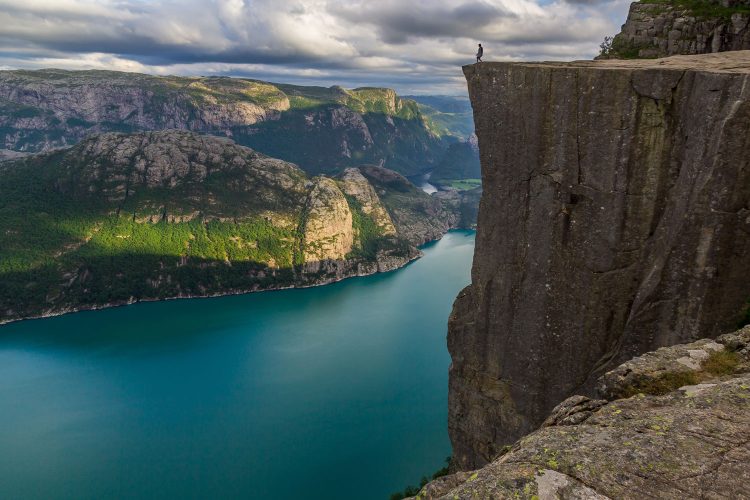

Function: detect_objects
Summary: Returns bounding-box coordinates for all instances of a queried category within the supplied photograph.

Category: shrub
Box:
[599,36,614,57]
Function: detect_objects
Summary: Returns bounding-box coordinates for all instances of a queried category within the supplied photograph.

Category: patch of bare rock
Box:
[410,326,750,499]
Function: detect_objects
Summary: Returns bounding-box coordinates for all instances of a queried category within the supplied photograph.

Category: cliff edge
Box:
[450,51,750,469]
[414,326,750,499]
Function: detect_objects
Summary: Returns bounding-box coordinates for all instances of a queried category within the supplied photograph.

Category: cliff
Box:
[357,165,460,245]
[0,70,447,177]
[450,52,750,469]
[602,0,750,59]
[0,130,457,324]
[412,326,750,499]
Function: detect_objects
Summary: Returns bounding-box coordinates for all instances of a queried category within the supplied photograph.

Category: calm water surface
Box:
[409,173,438,194]
[0,231,475,500]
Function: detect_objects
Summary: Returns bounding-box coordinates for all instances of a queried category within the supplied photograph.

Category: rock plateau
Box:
[450,51,750,470]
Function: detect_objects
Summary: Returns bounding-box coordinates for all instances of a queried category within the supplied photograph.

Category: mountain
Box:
[405,95,475,140]
[0,70,448,177]
[0,130,461,324]
[600,0,750,59]
[430,136,480,184]
[405,95,480,184]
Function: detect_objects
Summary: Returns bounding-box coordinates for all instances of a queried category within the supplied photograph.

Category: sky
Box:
[0,0,632,94]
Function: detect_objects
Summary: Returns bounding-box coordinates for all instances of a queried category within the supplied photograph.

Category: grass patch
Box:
[620,371,700,398]
[345,196,385,260]
[702,349,741,376]
[618,348,741,398]
[438,178,482,191]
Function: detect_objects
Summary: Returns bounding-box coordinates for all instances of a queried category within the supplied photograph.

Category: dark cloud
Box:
[0,0,631,93]
[332,1,515,45]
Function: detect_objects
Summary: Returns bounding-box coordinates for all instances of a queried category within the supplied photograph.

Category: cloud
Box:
[331,1,516,44]
[0,0,631,94]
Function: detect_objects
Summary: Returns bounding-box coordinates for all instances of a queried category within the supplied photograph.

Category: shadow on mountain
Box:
[0,251,304,322]
[228,105,446,176]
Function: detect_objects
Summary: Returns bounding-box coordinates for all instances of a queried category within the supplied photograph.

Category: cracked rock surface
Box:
[411,327,750,499]
[450,52,750,469]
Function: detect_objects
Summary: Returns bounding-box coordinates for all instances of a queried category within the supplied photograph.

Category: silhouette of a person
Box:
[476,44,483,63]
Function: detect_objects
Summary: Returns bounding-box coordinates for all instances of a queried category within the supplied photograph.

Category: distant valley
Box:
[0,70,476,179]
[0,70,481,324]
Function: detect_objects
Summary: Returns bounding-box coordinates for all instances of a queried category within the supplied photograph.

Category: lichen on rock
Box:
[411,326,750,499]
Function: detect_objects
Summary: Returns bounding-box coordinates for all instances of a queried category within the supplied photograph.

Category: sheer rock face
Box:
[450,52,750,469]
[413,327,750,499]
[604,0,750,59]
[339,168,397,235]
[302,177,354,265]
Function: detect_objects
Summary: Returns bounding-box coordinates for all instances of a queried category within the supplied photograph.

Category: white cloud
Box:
[0,0,631,93]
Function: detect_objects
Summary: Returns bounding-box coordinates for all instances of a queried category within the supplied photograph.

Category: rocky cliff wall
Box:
[603,0,750,59]
[414,326,750,499]
[302,177,355,264]
[450,52,750,469]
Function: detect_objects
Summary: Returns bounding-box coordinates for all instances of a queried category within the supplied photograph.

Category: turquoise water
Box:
[0,230,475,500]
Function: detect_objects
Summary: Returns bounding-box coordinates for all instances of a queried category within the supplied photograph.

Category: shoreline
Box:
[0,235,453,328]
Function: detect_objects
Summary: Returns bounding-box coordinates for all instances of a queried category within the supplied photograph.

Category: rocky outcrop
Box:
[603,0,750,59]
[0,149,27,161]
[60,130,307,203]
[0,131,461,324]
[412,327,750,499]
[450,52,750,469]
[302,177,354,264]
[339,168,397,234]
[358,166,459,246]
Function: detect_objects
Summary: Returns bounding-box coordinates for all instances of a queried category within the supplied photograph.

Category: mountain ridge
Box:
[0,69,454,177]
[0,129,463,325]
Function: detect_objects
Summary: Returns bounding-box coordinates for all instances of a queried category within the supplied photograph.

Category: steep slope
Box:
[405,95,475,140]
[602,0,750,59]
[430,136,480,184]
[450,52,750,469]
[411,326,750,499]
[0,70,445,176]
[406,95,480,183]
[0,130,455,324]
[357,165,459,245]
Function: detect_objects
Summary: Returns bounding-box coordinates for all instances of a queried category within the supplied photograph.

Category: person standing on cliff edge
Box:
[476,43,483,63]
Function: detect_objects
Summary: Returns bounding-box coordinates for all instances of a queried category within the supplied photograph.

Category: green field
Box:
[438,179,482,191]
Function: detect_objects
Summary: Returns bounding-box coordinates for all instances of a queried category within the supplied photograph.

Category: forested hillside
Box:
[0,130,463,323]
